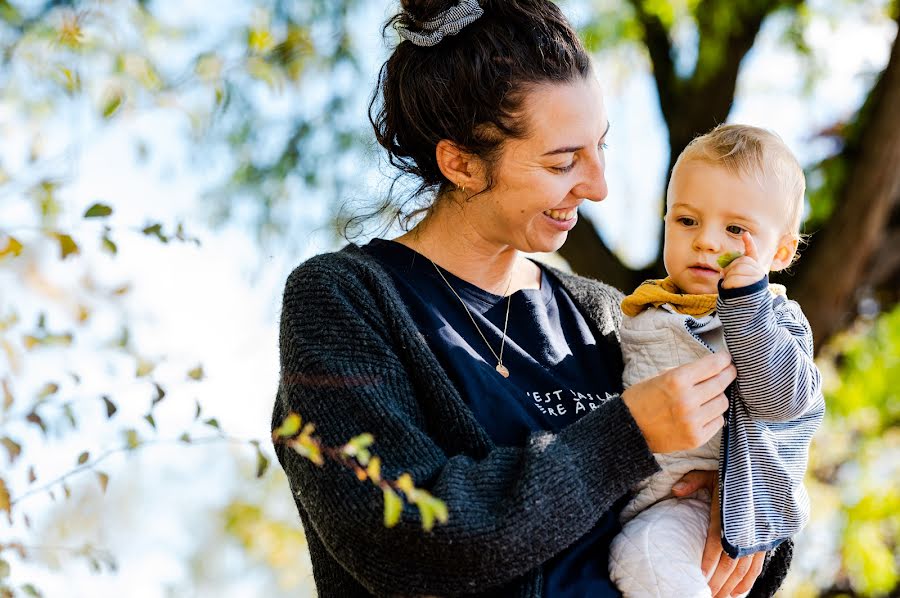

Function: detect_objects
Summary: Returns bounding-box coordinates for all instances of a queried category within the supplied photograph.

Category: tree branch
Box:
[557,214,661,292]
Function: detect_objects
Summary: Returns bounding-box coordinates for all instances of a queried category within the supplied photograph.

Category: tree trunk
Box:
[790,14,900,351]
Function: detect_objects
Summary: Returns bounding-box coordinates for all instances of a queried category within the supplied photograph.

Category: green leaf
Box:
[77,451,89,465]
[0,559,8,580]
[21,583,41,597]
[717,251,743,268]
[102,395,117,418]
[274,413,301,438]
[144,413,156,430]
[141,223,168,243]
[62,402,77,428]
[151,383,166,406]
[187,365,204,381]
[383,487,402,528]
[83,203,113,218]
[204,418,220,430]
[101,235,118,255]
[179,433,191,444]
[102,91,123,119]
[124,428,140,450]
[255,443,269,479]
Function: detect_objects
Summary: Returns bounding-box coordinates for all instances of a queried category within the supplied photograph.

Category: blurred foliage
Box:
[790,305,900,597]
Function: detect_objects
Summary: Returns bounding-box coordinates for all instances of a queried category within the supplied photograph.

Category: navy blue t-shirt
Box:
[363,238,628,597]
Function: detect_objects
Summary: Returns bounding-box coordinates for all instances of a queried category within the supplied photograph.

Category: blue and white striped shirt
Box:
[716,276,825,557]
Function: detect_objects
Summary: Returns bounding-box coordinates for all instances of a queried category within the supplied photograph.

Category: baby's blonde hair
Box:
[668,124,806,235]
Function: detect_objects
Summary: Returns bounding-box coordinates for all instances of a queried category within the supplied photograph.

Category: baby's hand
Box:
[721,233,765,289]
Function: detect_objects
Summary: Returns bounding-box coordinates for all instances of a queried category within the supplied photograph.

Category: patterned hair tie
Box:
[396,0,484,47]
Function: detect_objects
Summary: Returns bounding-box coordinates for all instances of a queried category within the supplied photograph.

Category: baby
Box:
[608,124,825,597]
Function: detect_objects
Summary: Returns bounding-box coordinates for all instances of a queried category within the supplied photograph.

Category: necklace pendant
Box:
[495,363,510,378]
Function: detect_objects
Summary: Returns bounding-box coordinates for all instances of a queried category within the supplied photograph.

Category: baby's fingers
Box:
[741,232,758,261]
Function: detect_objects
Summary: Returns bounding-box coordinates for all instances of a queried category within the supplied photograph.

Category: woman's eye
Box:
[552,163,575,173]
[677,217,696,226]
[726,225,745,235]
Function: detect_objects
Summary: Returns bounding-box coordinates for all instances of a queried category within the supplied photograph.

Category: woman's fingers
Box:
[693,365,737,404]
[731,551,766,595]
[708,552,739,596]
[676,352,733,385]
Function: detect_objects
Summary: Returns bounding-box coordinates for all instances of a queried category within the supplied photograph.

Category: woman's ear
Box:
[770,233,800,271]
[435,140,485,192]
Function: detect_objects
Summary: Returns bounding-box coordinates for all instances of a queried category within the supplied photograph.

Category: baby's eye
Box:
[677,216,696,226]
[726,225,745,235]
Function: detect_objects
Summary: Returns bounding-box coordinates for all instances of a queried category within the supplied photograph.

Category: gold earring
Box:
[457,182,466,193]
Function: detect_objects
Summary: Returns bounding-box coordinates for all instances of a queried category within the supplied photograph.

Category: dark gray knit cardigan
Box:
[271,244,793,597]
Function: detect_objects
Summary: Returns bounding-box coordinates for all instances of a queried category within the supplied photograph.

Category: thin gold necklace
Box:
[429,259,513,378]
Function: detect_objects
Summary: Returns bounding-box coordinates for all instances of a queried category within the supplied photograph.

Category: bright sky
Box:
[1,0,896,595]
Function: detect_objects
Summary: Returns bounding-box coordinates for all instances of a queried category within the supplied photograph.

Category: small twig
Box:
[9,434,260,506]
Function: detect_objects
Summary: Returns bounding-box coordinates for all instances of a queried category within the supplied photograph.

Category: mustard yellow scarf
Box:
[622,278,717,317]
[622,277,787,317]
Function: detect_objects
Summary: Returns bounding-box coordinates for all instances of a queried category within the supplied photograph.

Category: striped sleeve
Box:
[717,276,823,422]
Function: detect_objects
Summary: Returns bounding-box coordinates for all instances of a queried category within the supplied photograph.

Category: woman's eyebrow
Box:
[541,121,611,156]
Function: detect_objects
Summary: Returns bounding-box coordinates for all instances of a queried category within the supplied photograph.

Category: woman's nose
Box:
[575,151,608,202]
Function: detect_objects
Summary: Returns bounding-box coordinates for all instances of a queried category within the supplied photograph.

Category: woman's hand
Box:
[672,471,766,597]
[622,352,735,453]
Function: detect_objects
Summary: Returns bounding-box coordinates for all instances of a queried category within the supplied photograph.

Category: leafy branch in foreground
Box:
[273,413,449,531]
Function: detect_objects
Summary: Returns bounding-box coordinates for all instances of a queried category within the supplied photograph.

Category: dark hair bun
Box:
[399,0,459,24]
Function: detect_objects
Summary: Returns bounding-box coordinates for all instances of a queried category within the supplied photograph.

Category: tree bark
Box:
[790,14,900,351]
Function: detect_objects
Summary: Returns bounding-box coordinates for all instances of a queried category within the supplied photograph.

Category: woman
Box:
[271,0,794,596]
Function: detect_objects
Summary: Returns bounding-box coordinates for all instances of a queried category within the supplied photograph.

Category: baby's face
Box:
[664,161,794,295]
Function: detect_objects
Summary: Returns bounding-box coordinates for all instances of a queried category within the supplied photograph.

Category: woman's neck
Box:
[393,201,538,296]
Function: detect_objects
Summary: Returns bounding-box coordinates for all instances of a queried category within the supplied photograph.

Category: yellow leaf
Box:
[97,472,109,493]
[58,11,84,47]
[0,236,22,259]
[36,382,59,400]
[0,477,10,519]
[135,358,155,378]
[1,378,12,411]
[0,437,21,465]
[396,473,414,495]
[50,233,79,259]
[274,413,301,438]
[366,457,381,483]
[383,487,402,528]
[418,502,435,532]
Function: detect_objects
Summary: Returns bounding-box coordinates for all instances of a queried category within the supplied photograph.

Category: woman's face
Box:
[461,76,610,254]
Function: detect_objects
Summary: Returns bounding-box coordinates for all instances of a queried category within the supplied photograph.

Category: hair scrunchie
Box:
[396,0,484,47]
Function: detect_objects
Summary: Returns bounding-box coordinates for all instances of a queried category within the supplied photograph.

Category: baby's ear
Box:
[770,233,800,271]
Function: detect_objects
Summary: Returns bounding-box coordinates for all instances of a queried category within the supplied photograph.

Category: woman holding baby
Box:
[271,1,808,596]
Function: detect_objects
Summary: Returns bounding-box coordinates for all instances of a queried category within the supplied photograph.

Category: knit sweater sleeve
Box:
[717,277,824,422]
[272,256,660,596]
